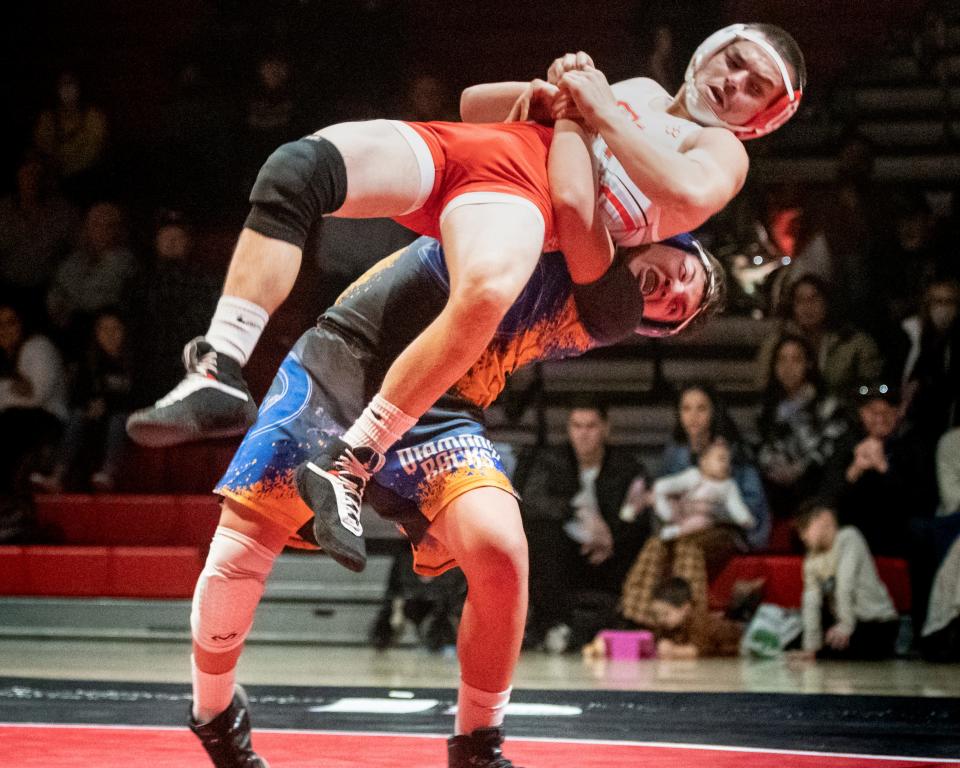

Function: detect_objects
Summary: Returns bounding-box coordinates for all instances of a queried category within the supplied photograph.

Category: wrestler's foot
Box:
[295,435,384,573]
[448,727,524,768]
[126,337,257,447]
[189,685,269,768]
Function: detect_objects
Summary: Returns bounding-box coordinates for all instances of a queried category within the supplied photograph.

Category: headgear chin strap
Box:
[683,23,802,140]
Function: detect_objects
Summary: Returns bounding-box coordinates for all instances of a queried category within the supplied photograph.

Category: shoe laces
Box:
[153,340,219,408]
[331,449,376,528]
[184,338,219,377]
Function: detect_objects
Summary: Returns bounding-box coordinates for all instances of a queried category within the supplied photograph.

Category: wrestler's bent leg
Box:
[127,120,425,448]
[298,201,545,572]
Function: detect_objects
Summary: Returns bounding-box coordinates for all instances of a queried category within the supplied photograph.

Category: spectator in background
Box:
[796,503,899,660]
[757,184,833,314]
[822,383,931,557]
[517,403,650,652]
[901,276,960,452]
[240,55,298,196]
[619,437,755,630]
[755,275,883,402]
[368,545,466,653]
[30,309,131,492]
[0,155,79,307]
[400,74,459,121]
[654,438,755,562]
[755,335,849,517]
[815,130,891,326]
[125,211,219,407]
[46,202,136,349]
[937,428,960,517]
[33,71,108,204]
[660,384,770,551]
[905,425,960,643]
[647,576,743,659]
[154,62,233,218]
[871,192,941,326]
[920,534,960,662]
[645,26,680,94]
[0,299,67,494]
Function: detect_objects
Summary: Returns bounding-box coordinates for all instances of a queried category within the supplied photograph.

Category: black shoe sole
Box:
[126,417,252,448]
[294,462,367,573]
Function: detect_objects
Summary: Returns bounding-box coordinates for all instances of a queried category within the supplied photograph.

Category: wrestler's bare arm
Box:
[460,81,528,122]
[561,68,749,229]
[549,118,613,284]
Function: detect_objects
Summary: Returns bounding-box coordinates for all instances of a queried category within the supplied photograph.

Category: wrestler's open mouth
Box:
[640,268,659,295]
[708,85,724,109]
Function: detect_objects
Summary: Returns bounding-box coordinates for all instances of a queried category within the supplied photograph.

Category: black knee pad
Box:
[244,136,348,248]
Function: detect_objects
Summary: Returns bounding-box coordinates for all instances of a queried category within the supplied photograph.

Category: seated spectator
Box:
[871,192,942,328]
[822,383,933,557]
[796,503,899,660]
[661,384,770,551]
[937,428,960,517]
[0,154,80,307]
[33,71,109,204]
[901,275,959,457]
[240,55,299,196]
[920,535,960,663]
[649,577,743,659]
[0,299,67,493]
[620,439,754,630]
[905,426,960,640]
[367,546,466,653]
[125,211,218,407]
[654,438,754,571]
[517,402,650,652]
[755,335,849,517]
[643,26,680,94]
[46,202,136,344]
[755,275,883,401]
[31,309,131,492]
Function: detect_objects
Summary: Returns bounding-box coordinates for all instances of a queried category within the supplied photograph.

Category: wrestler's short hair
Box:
[749,23,807,93]
[688,246,727,330]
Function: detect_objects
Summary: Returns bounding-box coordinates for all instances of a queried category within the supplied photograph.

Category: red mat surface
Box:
[0,725,955,767]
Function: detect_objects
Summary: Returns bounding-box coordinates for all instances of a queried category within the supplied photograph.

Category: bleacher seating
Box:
[709,555,911,614]
[1,493,912,643]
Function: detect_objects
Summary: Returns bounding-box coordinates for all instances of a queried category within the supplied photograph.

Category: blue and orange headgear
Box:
[633,234,726,338]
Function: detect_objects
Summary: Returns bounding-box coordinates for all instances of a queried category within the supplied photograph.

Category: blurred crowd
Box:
[0,3,958,660]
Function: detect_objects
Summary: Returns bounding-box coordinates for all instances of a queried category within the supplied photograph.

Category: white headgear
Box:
[683,23,802,140]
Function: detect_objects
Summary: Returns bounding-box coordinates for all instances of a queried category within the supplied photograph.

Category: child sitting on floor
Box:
[795,502,899,660]
[649,577,743,659]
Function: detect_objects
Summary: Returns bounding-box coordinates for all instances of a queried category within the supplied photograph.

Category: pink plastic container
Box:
[598,629,655,660]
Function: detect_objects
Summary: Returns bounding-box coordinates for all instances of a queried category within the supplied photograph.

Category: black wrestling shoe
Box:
[126,337,257,448]
[448,727,523,768]
[189,686,269,768]
[294,435,384,573]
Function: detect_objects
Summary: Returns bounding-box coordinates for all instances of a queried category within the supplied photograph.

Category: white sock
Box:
[455,681,512,735]
[204,296,269,367]
[341,393,416,455]
[191,655,236,724]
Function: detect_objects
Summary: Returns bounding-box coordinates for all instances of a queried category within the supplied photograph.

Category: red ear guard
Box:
[742,87,803,137]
